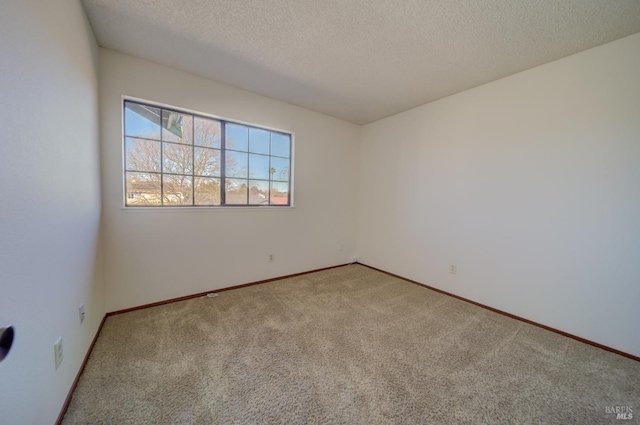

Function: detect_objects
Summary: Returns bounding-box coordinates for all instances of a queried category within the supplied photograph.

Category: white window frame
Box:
[121,97,294,209]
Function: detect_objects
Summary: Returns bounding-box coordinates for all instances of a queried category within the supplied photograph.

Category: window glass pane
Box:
[249,128,270,154]
[270,182,289,205]
[163,142,193,175]
[249,153,270,180]
[270,156,290,181]
[249,180,270,205]
[195,177,220,205]
[124,101,293,208]
[271,133,290,158]
[125,138,160,172]
[226,123,248,151]
[226,150,248,178]
[225,178,248,205]
[125,102,161,139]
[162,110,192,145]
[194,117,221,148]
[125,172,161,206]
[163,174,193,205]
[194,147,220,177]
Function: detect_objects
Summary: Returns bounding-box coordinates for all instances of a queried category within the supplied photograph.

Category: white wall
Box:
[100,49,361,312]
[0,1,104,424]
[358,33,640,357]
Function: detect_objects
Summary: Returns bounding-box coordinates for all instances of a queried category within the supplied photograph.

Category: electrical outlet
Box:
[449,265,457,275]
[269,254,274,262]
[54,337,63,370]
[79,304,85,324]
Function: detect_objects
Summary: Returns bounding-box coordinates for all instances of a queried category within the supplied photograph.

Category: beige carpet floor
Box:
[62,264,639,424]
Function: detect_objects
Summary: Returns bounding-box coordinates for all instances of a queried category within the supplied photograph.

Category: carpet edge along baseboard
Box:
[55,315,107,425]
[106,261,640,361]
[106,263,354,316]
[357,263,639,362]
[57,261,638,424]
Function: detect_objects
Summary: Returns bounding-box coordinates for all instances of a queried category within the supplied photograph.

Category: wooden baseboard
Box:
[107,263,353,316]
[54,263,352,424]
[55,259,636,425]
[55,314,108,425]
[358,262,640,362]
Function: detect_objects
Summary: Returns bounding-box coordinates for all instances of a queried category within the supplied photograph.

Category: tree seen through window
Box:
[124,100,291,207]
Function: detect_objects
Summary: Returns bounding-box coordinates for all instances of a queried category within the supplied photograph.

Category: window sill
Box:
[120,205,295,212]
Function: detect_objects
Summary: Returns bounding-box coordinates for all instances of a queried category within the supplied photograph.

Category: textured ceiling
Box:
[82,0,640,124]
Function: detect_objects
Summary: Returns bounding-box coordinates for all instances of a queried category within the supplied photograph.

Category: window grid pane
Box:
[162,110,192,145]
[194,147,221,177]
[124,100,291,207]
[125,172,161,206]
[195,177,221,205]
[194,117,221,148]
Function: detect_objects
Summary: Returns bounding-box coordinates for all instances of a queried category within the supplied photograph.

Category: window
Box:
[123,100,292,207]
